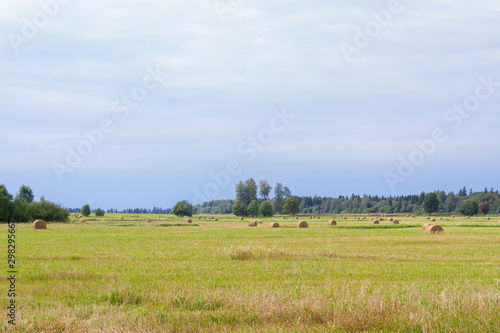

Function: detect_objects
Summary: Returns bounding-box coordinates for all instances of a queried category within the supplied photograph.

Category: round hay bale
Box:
[496,221,500,225]
[146,219,152,222]
[389,218,394,222]
[467,216,470,219]
[32,219,47,229]
[373,220,380,224]
[379,218,384,222]
[422,223,432,230]
[425,224,444,234]
[295,217,299,220]
[309,216,313,219]
[328,220,337,226]
[297,221,308,228]
[257,221,263,224]
[269,222,280,228]
[406,215,410,217]
[426,217,430,220]
[281,217,285,220]
[486,217,490,220]
[393,220,399,225]
[249,221,257,227]
[452,215,455,218]
[156,217,160,219]
[197,217,201,220]
[431,218,436,222]
[80,219,86,223]
[239,217,244,221]
[215,218,219,221]
[186,219,192,224]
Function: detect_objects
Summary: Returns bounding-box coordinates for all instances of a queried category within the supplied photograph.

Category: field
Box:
[4,214,500,332]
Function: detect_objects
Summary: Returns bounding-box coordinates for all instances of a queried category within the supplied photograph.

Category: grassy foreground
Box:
[4,214,500,332]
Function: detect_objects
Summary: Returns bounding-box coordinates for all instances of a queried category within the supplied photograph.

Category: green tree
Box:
[235,181,246,204]
[244,178,258,205]
[273,183,285,214]
[232,199,247,217]
[247,200,259,217]
[283,186,292,199]
[173,200,193,217]
[259,180,272,201]
[458,199,479,216]
[95,208,105,217]
[479,202,490,215]
[0,185,13,222]
[29,198,69,222]
[423,193,439,215]
[81,204,91,217]
[283,196,300,215]
[259,201,274,217]
[15,185,34,203]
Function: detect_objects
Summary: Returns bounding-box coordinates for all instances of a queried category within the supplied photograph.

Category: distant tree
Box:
[95,208,105,217]
[479,202,490,215]
[259,201,274,217]
[274,183,285,214]
[15,185,34,203]
[423,193,439,215]
[235,181,246,204]
[244,178,258,205]
[29,198,69,222]
[283,186,292,199]
[259,180,272,201]
[459,186,467,196]
[247,200,259,217]
[458,199,479,216]
[81,204,91,217]
[232,199,247,217]
[0,185,13,222]
[172,200,193,217]
[283,196,300,215]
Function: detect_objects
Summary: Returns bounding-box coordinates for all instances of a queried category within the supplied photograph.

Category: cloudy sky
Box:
[1,0,499,210]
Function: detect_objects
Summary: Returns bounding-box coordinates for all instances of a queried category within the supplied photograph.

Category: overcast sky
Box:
[1,0,499,210]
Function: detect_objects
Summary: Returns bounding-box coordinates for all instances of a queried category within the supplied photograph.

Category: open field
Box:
[4,214,500,332]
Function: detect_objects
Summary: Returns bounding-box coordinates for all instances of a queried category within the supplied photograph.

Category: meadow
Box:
[4,214,500,332]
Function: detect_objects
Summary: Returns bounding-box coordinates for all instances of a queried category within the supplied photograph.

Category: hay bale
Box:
[452,215,455,218]
[297,221,308,228]
[269,222,280,228]
[32,219,47,229]
[486,217,490,220]
[389,218,394,222]
[146,219,151,222]
[393,220,399,225]
[496,221,500,225]
[431,218,436,222]
[412,215,415,218]
[80,219,86,223]
[406,215,409,217]
[186,219,192,224]
[197,217,201,220]
[379,218,384,222]
[215,218,219,221]
[422,223,432,230]
[239,217,244,221]
[281,217,285,220]
[467,216,470,219]
[257,221,263,224]
[373,220,380,224]
[118,216,123,220]
[328,220,337,226]
[425,224,444,234]
[295,217,299,220]
[249,221,257,227]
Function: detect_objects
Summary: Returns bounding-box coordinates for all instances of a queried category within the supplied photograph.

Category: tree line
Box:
[192,182,500,216]
[0,184,68,222]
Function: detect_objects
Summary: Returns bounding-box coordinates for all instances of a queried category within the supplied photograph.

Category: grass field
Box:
[4,214,500,332]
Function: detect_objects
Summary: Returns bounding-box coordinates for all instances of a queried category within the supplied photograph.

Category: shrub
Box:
[259,201,274,217]
[29,199,69,222]
[95,208,105,217]
[81,204,91,217]
[173,200,193,217]
[458,200,479,216]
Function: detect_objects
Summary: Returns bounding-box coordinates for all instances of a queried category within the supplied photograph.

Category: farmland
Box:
[5,214,500,332]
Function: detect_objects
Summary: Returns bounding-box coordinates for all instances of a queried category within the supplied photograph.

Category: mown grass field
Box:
[4,214,500,332]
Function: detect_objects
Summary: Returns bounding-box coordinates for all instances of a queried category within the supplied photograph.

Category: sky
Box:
[1,0,499,210]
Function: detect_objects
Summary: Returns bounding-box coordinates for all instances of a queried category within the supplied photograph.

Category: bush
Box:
[95,208,105,217]
[232,200,247,217]
[173,200,193,217]
[247,200,259,217]
[0,185,13,222]
[458,199,479,216]
[29,199,69,222]
[479,202,490,215]
[259,201,274,217]
[81,204,91,217]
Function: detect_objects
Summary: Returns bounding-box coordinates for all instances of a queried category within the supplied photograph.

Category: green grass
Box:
[4,214,500,332]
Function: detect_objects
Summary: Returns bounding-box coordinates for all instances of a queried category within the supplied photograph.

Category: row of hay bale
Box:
[249,220,309,228]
